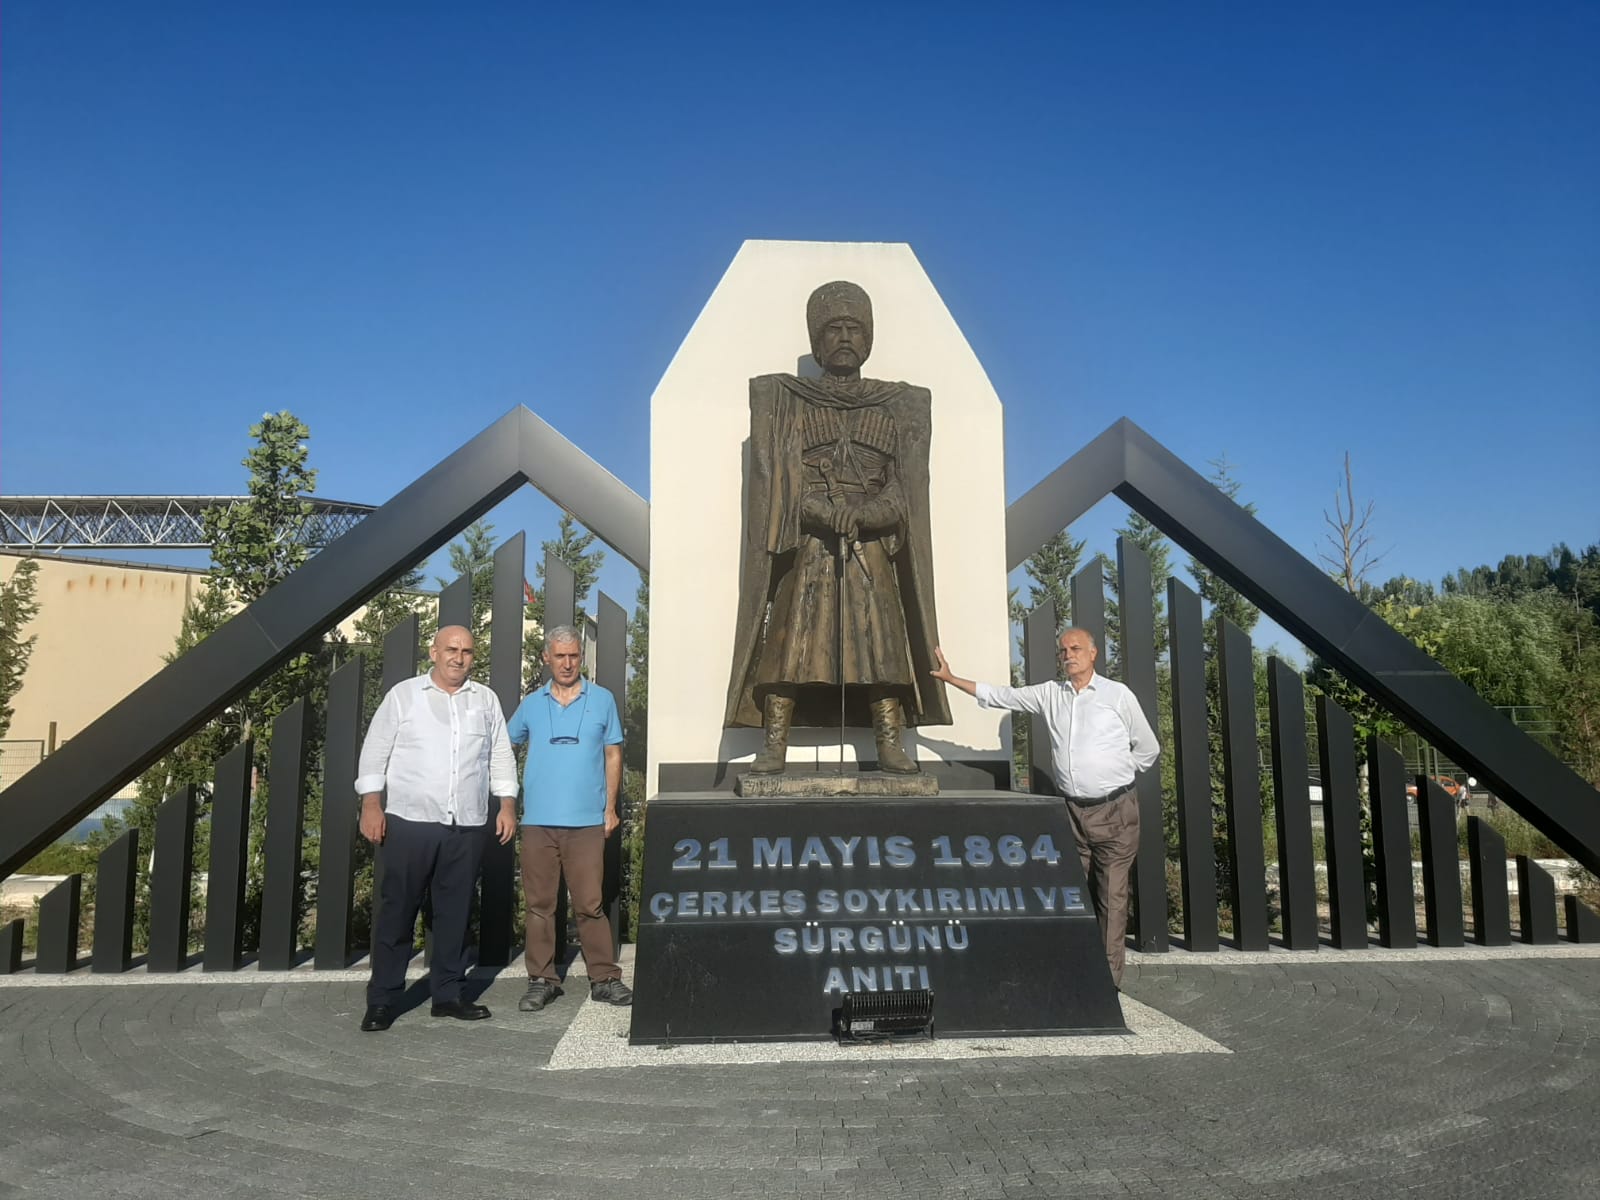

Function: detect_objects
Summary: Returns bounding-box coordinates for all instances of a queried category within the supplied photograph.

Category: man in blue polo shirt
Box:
[507,624,633,1011]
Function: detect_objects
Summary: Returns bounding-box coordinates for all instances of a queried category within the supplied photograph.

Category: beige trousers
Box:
[1066,790,1141,987]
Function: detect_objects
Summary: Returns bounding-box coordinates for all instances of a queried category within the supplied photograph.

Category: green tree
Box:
[94,412,335,953]
[0,557,42,739]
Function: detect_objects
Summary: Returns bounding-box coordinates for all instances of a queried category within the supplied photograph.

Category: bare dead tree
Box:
[1320,452,1385,594]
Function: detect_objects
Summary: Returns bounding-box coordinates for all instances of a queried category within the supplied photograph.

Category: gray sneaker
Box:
[518,978,562,1012]
[589,978,634,1006]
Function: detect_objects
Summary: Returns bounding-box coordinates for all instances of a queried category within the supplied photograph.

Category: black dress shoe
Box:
[360,1005,396,1032]
[430,1000,491,1021]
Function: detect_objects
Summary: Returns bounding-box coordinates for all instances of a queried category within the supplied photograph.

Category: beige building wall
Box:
[0,553,423,799]
[2,554,201,759]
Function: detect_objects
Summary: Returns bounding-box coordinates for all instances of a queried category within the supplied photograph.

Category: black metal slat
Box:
[371,614,421,963]
[1267,658,1317,949]
[0,918,22,973]
[1418,777,1464,948]
[597,591,627,949]
[147,787,197,972]
[1369,737,1417,948]
[478,533,527,969]
[203,741,253,971]
[1467,816,1511,947]
[1563,895,1600,943]
[1023,600,1059,795]
[315,658,365,969]
[258,700,310,970]
[91,829,138,973]
[1167,580,1217,952]
[438,574,472,633]
[1069,563,1105,660]
[1217,617,1268,950]
[1116,537,1167,953]
[1316,698,1367,949]
[1516,856,1558,945]
[35,875,82,973]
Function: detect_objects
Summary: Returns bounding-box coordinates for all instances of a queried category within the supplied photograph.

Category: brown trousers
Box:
[519,825,619,985]
[1066,790,1141,987]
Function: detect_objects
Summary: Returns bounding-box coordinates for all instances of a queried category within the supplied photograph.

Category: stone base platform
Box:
[734,770,940,797]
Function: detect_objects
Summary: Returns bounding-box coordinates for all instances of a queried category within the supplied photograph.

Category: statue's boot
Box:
[871,697,919,774]
[749,694,795,774]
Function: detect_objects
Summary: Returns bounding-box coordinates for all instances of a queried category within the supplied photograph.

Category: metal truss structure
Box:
[0,496,375,551]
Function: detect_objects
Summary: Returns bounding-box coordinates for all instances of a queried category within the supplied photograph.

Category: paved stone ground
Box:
[2,949,1598,1199]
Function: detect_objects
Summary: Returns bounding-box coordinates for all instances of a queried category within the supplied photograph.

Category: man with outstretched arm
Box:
[930,628,1159,986]
[356,625,518,1031]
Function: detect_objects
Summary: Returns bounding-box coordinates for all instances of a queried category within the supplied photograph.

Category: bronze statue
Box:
[725,281,951,774]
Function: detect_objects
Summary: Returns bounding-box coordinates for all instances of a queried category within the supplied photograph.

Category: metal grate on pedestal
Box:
[835,988,935,1042]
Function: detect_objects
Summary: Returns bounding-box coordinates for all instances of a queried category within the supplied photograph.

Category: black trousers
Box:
[367,815,486,1006]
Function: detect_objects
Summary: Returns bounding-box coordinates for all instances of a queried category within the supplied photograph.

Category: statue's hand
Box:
[829,501,859,541]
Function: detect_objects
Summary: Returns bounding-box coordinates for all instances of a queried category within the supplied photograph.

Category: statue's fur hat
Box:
[806,280,874,359]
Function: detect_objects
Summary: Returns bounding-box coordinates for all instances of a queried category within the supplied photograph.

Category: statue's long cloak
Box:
[724,373,952,729]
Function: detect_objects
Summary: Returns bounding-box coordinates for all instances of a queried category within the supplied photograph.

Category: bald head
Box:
[429,625,475,692]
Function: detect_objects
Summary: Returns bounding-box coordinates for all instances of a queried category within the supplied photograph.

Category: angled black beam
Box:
[1218,617,1268,950]
[0,918,21,973]
[35,875,82,973]
[598,591,627,949]
[316,658,364,969]
[1516,856,1558,945]
[438,574,472,632]
[1167,579,1217,951]
[147,786,197,972]
[1417,777,1464,948]
[1024,601,1060,796]
[203,742,253,971]
[1116,537,1166,953]
[259,700,311,970]
[544,552,577,633]
[1005,422,1131,570]
[1369,737,1417,948]
[1069,563,1104,659]
[518,412,649,573]
[1316,697,1367,949]
[478,533,528,968]
[1,406,651,879]
[1564,896,1600,943]
[1005,418,1600,874]
[1467,816,1511,947]
[1267,658,1317,950]
[91,829,139,973]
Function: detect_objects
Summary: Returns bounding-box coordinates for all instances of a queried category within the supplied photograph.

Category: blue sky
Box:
[3,2,1596,659]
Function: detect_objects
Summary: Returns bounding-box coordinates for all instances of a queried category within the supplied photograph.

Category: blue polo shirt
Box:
[506,678,623,827]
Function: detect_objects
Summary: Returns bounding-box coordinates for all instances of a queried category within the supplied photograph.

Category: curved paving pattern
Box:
[1,952,1597,1199]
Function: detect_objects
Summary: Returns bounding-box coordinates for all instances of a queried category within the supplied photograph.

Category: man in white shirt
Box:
[931,628,1160,986]
[355,625,518,1031]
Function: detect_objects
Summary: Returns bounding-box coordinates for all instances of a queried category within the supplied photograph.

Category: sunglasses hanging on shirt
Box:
[546,690,589,745]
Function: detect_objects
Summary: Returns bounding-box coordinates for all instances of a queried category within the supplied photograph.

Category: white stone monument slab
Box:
[648,240,1012,795]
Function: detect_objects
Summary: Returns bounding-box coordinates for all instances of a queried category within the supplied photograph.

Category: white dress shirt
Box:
[976,672,1160,798]
[354,674,518,826]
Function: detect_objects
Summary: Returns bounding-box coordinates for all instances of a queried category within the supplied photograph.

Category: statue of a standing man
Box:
[725,281,951,774]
